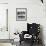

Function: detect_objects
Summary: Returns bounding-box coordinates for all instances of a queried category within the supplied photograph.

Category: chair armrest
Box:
[19,31,27,41]
[22,31,28,35]
[19,34,24,41]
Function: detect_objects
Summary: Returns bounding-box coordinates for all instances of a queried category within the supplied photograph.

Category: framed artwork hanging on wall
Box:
[16,8,27,21]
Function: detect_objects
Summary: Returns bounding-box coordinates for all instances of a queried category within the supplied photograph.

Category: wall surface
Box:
[0,0,46,46]
[0,0,8,3]
[0,4,9,39]
[9,0,46,46]
[0,0,12,46]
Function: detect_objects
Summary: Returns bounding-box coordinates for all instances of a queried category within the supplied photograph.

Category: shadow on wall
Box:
[40,25,45,46]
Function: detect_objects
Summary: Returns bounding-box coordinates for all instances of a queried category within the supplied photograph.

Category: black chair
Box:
[19,23,40,46]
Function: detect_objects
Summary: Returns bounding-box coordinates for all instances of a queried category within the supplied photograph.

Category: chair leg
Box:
[20,41,21,45]
[30,39,34,46]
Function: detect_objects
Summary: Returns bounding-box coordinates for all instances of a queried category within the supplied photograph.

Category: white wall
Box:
[0,0,12,46]
[0,0,8,3]
[9,0,43,36]
[0,0,46,46]
[0,4,9,39]
[9,0,46,46]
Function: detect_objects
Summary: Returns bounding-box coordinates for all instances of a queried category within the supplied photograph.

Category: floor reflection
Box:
[0,43,14,46]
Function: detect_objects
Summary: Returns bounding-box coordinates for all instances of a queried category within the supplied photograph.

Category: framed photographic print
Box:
[16,8,27,21]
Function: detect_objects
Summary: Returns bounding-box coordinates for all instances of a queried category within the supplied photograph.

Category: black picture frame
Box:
[16,8,27,21]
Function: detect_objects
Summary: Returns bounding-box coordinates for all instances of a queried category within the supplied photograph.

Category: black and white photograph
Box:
[16,8,27,21]
[0,0,46,46]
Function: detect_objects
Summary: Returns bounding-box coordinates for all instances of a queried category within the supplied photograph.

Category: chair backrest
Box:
[27,23,40,35]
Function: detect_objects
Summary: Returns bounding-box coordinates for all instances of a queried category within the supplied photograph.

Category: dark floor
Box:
[19,41,43,46]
